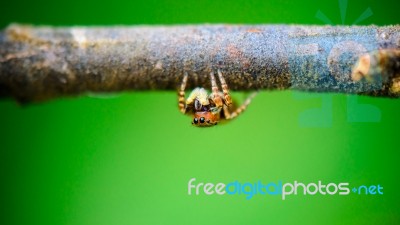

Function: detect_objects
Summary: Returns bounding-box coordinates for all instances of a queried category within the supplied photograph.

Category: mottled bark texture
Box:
[0,24,399,102]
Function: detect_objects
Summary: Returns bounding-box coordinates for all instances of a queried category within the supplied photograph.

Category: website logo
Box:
[187,178,383,200]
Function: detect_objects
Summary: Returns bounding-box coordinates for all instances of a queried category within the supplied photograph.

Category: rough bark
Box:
[0,24,399,102]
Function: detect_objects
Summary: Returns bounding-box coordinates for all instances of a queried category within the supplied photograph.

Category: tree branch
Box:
[0,24,399,102]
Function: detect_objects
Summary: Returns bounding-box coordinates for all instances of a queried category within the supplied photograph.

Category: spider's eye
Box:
[200,117,205,123]
[193,118,199,124]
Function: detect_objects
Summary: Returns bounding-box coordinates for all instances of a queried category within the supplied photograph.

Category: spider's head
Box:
[192,111,218,127]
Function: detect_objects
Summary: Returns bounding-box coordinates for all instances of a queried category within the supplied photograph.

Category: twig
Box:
[0,24,399,102]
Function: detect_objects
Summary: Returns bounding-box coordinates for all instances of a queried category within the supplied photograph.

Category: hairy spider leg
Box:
[217,69,233,106]
[224,92,257,120]
[178,72,188,113]
[209,71,223,108]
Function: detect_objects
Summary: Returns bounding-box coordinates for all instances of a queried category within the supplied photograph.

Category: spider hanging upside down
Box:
[178,69,257,127]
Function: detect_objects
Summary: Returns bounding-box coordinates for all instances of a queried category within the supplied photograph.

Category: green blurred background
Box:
[1,0,399,224]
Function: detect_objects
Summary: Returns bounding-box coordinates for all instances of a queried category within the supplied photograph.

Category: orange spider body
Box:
[193,111,220,126]
[178,70,256,127]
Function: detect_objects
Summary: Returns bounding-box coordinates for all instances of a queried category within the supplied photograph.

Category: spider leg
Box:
[224,92,257,120]
[217,69,232,106]
[178,72,188,113]
[222,104,232,119]
[210,71,223,108]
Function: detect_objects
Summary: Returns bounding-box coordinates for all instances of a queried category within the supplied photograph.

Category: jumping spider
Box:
[178,69,257,127]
